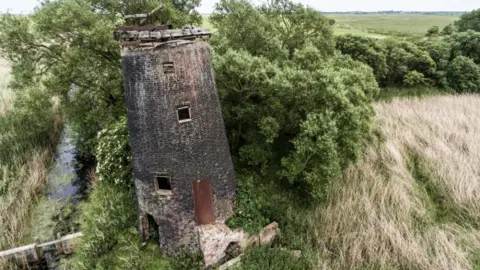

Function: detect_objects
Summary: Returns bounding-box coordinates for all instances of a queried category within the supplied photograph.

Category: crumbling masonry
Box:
[115,25,236,254]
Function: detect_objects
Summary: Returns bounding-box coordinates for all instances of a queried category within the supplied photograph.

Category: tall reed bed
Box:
[0,59,61,252]
[314,95,480,270]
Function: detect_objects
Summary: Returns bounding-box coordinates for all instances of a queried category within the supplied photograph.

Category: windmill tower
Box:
[114,22,237,253]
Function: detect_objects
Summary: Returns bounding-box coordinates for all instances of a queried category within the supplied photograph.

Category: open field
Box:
[328,14,460,36]
[313,95,480,269]
[202,13,460,38]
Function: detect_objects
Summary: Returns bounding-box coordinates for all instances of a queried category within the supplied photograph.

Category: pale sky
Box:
[0,0,478,14]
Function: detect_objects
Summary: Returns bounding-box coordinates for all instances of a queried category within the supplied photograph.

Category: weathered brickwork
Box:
[121,40,236,253]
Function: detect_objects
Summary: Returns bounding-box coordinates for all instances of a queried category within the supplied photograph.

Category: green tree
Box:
[447,30,480,64]
[455,8,480,32]
[0,0,201,154]
[212,1,379,199]
[426,25,440,36]
[416,38,452,87]
[335,34,388,83]
[446,56,480,93]
[382,39,436,86]
[210,0,334,61]
[441,24,455,35]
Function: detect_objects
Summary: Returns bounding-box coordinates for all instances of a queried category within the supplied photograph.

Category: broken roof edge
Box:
[113,24,212,46]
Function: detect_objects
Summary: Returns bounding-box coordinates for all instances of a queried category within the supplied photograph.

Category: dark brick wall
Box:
[121,40,236,253]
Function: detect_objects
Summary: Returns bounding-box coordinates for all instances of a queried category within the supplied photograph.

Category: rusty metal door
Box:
[192,179,216,225]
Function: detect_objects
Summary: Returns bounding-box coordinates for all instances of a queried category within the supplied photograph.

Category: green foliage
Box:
[447,30,480,64]
[95,117,132,185]
[227,173,270,233]
[210,0,334,61]
[404,70,428,87]
[382,39,437,86]
[441,24,455,35]
[65,182,169,270]
[236,247,311,270]
[455,9,480,32]
[426,25,440,36]
[446,56,480,93]
[67,183,137,269]
[0,88,59,165]
[335,34,388,82]
[0,0,202,155]
[214,47,378,200]
[168,250,203,270]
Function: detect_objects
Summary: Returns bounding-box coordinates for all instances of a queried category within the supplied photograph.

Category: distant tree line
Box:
[336,9,480,93]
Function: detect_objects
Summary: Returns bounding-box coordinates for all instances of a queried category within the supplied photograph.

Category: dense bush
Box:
[335,34,388,82]
[426,26,440,36]
[0,0,202,154]
[447,30,480,64]
[95,117,132,185]
[455,8,480,32]
[404,70,428,87]
[227,173,270,233]
[382,39,437,86]
[446,56,480,93]
[212,0,378,200]
[65,182,170,269]
[0,89,59,165]
[236,247,311,270]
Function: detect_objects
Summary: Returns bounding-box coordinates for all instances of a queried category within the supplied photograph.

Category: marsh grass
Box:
[0,59,62,253]
[313,95,480,269]
[0,58,13,116]
[328,14,459,36]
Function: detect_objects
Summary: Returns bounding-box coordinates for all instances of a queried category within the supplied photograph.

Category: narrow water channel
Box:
[25,125,91,269]
[46,126,81,201]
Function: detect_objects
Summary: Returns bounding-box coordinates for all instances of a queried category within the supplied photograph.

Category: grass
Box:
[312,95,480,269]
[0,58,62,256]
[328,14,459,36]
[0,58,13,116]
[332,27,387,39]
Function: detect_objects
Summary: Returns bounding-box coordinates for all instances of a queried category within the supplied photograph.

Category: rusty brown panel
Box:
[192,179,216,225]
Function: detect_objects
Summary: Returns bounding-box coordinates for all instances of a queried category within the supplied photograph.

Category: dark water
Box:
[35,126,93,269]
[45,126,80,200]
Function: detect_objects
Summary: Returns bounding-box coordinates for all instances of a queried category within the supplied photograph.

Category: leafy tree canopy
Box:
[455,8,480,32]
[210,0,334,61]
[211,0,378,199]
[335,34,388,84]
[382,39,436,86]
[426,25,440,36]
[0,0,201,153]
[446,30,480,64]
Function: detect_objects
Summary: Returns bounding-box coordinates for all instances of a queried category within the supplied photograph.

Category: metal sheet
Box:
[192,179,216,225]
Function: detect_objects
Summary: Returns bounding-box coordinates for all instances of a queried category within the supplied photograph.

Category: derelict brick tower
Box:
[115,25,236,253]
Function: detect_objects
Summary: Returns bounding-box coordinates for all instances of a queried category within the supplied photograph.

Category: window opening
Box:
[163,62,174,74]
[177,106,191,123]
[155,175,171,190]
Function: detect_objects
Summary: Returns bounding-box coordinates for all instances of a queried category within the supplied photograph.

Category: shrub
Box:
[66,183,137,269]
[227,173,270,233]
[455,8,480,32]
[404,71,427,87]
[446,56,480,93]
[237,247,311,270]
[441,24,455,35]
[426,26,440,36]
[382,39,437,87]
[447,30,480,64]
[95,117,132,185]
[215,48,378,200]
[335,34,388,83]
